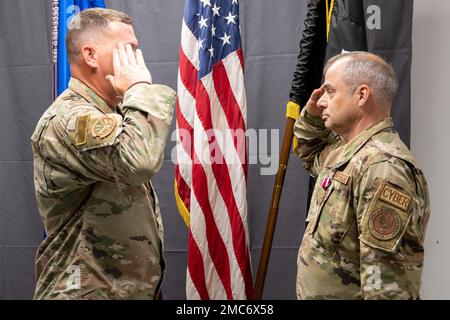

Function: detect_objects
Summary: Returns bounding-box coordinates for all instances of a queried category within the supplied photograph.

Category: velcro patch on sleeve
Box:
[379,184,412,211]
[70,113,122,151]
[368,207,402,241]
[91,115,117,139]
[75,114,90,146]
[360,182,413,252]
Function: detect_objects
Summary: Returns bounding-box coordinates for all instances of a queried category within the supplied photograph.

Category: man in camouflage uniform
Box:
[294,52,430,299]
[31,8,176,299]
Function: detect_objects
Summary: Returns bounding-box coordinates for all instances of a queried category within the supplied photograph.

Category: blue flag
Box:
[51,0,106,98]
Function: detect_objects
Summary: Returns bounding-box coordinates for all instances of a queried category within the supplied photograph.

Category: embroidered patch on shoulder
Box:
[334,171,349,185]
[91,115,117,139]
[379,184,412,212]
[75,114,90,146]
[368,207,402,241]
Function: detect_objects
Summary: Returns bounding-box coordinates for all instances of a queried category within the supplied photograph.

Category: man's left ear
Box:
[356,84,370,106]
[81,44,98,69]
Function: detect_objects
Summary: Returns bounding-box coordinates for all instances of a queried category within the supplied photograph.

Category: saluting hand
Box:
[105,42,153,97]
[305,87,325,117]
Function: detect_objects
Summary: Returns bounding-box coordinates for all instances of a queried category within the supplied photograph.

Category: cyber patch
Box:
[379,184,412,211]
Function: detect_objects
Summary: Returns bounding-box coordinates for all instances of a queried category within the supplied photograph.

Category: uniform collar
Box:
[324,117,394,169]
[68,77,113,114]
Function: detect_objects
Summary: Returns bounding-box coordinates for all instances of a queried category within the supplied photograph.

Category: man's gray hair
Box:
[66,8,132,63]
[324,52,399,107]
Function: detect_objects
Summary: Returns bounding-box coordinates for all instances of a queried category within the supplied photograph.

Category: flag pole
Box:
[253,0,328,300]
[254,107,298,300]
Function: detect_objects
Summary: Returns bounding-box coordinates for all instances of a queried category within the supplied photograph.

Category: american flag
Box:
[175,0,254,299]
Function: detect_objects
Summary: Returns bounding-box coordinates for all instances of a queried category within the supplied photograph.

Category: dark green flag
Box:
[290,0,367,108]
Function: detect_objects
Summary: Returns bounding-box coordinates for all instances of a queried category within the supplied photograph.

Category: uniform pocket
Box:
[308,184,335,236]
[310,175,355,252]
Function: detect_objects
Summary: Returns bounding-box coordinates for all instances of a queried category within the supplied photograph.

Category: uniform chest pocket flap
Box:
[308,170,354,243]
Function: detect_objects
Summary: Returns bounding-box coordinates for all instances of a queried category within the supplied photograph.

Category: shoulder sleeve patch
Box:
[379,184,412,211]
[68,113,123,151]
[360,182,413,252]
[75,114,90,146]
[91,115,117,139]
[368,207,402,241]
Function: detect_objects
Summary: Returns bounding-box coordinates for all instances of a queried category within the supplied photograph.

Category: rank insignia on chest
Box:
[322,176,332,190]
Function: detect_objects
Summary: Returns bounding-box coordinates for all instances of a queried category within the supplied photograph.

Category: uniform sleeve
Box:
[293,108,340,177]
[354,160,426,300]
[52,83,176,186]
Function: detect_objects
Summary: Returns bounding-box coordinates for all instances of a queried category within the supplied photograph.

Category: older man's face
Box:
[95,22,139,99]
[317,61,360,138]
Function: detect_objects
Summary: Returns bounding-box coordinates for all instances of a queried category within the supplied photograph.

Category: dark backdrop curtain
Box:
[0,0,412,299]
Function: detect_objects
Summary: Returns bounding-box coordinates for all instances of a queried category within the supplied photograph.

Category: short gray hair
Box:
[66,8,132,63]
[324,52,399,107]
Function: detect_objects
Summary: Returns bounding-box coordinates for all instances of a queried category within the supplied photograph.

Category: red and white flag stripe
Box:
[175,11,253,299]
